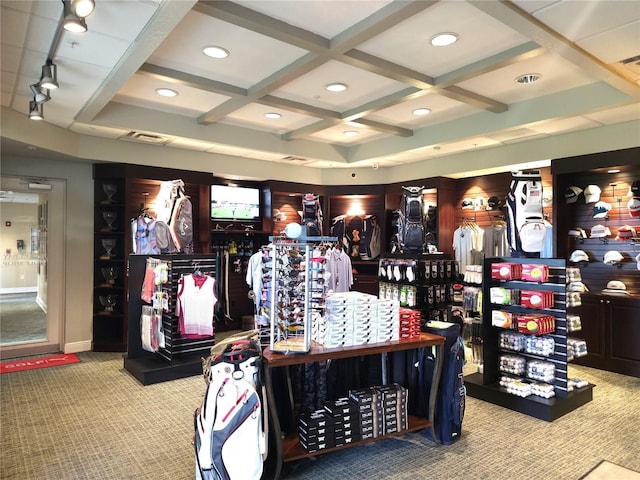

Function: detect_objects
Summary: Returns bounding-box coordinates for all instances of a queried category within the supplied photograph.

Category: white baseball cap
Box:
[629,197,640,218]
[570,249,589,263]
[590,225,611,238]
[603,250,624,265]
[568,281,589,293]
[602,280,629,295]
[584,185,601,203]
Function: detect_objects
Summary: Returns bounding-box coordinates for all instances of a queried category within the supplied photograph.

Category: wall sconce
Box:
[39,60,59,90]
[29,100,44,120]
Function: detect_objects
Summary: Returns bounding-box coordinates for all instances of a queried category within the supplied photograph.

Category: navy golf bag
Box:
[422,322,465,445]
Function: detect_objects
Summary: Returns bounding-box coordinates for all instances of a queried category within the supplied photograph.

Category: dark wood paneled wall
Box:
[554,151,640,295]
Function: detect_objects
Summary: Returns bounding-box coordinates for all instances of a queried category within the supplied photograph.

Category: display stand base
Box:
[464,372,594,422]
[124,354,203,386]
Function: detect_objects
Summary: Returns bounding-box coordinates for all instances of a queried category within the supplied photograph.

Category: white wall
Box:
[0,157,94,353]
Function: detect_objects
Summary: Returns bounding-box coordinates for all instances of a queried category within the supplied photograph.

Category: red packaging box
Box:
[521,264,549,283]
[517,314,555,335]
[520,290,554,309]
[491,262,522,281]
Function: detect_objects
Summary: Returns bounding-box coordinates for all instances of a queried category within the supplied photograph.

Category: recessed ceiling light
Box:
[326,83,348,92]
[515,73,541,84]
[343,130,359,137]
[156,88,178,97]
[430,33,458,47]
[203,46,230,59]
[607,169,621,174]
[264,112,281,119]
[413,108,431,116]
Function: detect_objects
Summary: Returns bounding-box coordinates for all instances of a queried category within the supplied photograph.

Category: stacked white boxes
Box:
[351,293,378,346]
[317,293,400,347]
[376,298,400,343]
[323,292,357,348]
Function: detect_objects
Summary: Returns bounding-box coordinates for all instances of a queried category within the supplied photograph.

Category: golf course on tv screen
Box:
[211,185,260,220]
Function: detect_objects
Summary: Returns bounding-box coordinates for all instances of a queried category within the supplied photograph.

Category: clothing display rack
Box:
[124,253,217,385]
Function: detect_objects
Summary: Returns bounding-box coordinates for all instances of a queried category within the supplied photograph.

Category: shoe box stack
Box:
[298,384,409,453]
[376,298,400,342]
[376,384,409,434]
[320,293,356,348]
[298,409,335,453]
[298,399,361,453]
[348,387,382,439]
[399,307,421,340]
[352,293,378,345]
[319,292,396,347]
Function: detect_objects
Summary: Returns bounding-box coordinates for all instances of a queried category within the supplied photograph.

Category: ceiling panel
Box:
[530,0,640,41]
[367,92,478,128]
[270,59,408,111]
[2,0,638,181]
[222,102,321,132]
[577,21,640,64]
[357,1,530,77]
[456,52,597,104]
[239,0,392,38]
[148,11,308,89]
[115,73,232,116]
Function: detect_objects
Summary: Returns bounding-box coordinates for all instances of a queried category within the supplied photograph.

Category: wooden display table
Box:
[262,333,446,479]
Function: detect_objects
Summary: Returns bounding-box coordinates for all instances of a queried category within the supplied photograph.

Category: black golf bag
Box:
[397,186,425,253]
[300,193,323,236]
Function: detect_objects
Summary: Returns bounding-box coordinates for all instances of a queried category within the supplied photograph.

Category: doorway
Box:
[0,176,64,359]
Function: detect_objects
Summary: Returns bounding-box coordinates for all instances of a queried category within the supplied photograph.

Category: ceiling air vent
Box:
[282,156,309,163]
[120,131,170,145]
[620,55,640,75]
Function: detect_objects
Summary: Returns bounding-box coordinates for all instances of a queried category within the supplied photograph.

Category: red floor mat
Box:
[0,353,80,374]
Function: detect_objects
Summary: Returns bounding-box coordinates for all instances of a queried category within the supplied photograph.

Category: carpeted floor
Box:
[0,352,638,480]
[0,294,47,345]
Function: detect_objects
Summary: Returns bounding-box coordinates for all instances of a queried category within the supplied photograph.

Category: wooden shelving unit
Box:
[261,333,445,479]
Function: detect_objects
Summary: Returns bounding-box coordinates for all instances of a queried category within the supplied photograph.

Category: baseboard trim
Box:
[64,340,92,354]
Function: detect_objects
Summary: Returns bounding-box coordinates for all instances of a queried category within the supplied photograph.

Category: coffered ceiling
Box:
[1,0,639,177]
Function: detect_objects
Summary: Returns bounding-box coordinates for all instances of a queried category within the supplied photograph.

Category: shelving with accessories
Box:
[92,163,213,352]
[377,253,456,328]
[93,177,127,351]
[465,257,594,421]
[552,148,639,377]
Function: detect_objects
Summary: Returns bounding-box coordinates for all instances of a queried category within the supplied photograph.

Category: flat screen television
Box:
[211,184,261,221]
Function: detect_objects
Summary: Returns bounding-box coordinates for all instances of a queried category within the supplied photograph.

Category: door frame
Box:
[0,175,65,359]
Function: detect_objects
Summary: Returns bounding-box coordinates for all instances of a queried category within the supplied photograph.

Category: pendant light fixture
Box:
[63,0,88,33]
[28,100,44,120]
[30,84,51,104]
[70,0,95,18]
[39,60,59,90]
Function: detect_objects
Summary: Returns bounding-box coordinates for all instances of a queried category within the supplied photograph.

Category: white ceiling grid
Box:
[0,0,638,178]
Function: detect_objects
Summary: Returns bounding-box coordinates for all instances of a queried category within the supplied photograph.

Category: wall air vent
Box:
[120,131,170,145]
